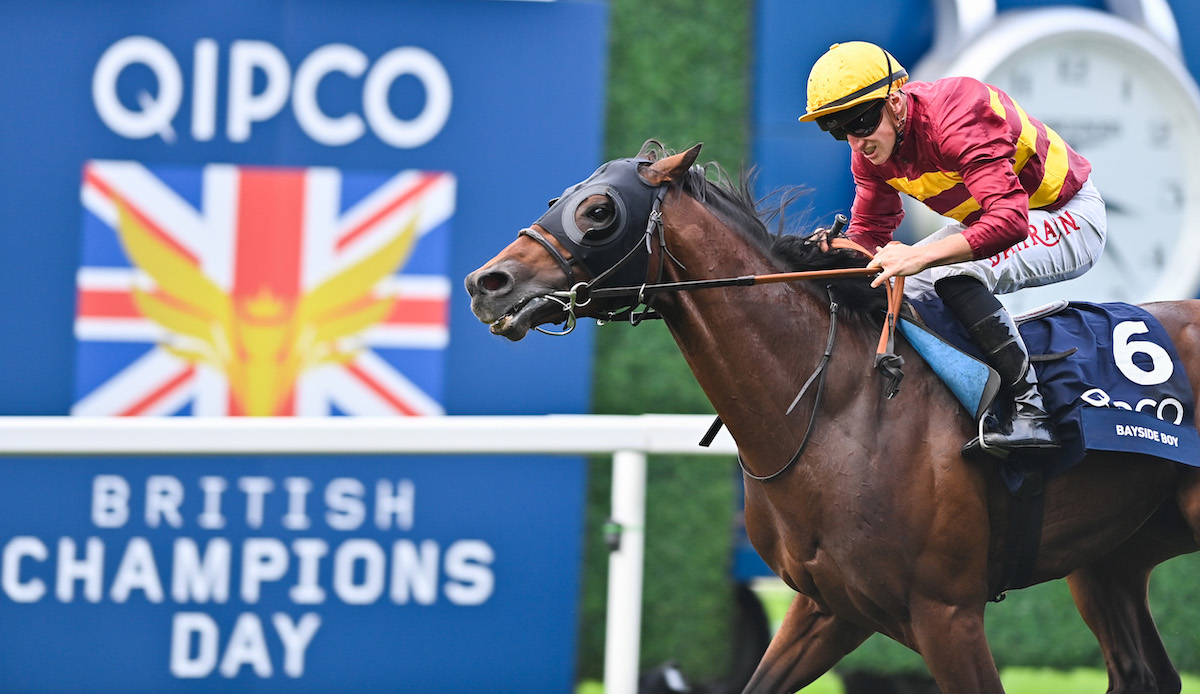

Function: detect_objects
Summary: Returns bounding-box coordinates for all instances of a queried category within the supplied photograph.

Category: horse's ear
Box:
[642,143,702,186]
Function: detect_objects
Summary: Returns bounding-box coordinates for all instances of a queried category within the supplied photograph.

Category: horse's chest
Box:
[742,499,819,586]
[744,490,893,611]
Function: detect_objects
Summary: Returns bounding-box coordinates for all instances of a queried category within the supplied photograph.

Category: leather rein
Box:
[729,234,906,482]
[530,207,907,481]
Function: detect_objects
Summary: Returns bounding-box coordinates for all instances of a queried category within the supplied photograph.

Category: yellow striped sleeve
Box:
[887,170,962,201]
[988,87,1005,119]
[940,197,981,222]
[1002,91,1038,174]
[1029,126,1070,208]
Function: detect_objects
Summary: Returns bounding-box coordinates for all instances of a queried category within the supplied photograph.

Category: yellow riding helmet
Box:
[799,42,908,129]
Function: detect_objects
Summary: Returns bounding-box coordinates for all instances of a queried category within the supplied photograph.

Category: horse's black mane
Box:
[638,140,888,323]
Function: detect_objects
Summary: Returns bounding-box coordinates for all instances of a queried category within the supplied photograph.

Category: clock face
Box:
[906,11,1200,313]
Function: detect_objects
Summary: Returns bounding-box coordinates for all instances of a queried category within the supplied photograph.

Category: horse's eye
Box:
[584,201,615,230]
[547,197,560,208]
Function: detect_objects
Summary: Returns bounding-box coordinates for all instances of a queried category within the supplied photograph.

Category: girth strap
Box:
[992,466,1045,602]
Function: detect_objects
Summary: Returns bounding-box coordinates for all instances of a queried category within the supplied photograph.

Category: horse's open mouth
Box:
[488,295,565,340]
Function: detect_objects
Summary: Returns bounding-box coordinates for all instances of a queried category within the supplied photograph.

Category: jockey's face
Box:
[848,93,903,166]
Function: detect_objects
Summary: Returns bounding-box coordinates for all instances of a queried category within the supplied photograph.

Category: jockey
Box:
[799,41,1108,458]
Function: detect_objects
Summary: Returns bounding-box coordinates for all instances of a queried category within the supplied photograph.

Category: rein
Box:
[532,198,908,481]
[738,292,841,481]
[729,236,904,481]
[541,214,906,391]
[728,236,905,481]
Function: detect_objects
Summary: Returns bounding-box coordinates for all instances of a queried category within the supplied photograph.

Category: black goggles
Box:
[819,100,886,141]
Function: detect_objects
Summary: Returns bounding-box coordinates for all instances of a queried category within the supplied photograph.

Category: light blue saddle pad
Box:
[898,317,1000,421]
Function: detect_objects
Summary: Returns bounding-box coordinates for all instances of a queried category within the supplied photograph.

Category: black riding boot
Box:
[963,307,1060,455]
[935,276,1060,458]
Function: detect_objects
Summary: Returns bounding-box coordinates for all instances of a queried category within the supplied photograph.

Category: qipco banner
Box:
[92,38,454,149]
[0,0,605,417]
[0,454,585,692]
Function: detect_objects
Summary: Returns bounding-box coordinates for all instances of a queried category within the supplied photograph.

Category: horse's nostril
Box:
[479,271,508,293]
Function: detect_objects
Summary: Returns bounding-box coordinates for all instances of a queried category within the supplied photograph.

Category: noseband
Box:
[518,226,577,285]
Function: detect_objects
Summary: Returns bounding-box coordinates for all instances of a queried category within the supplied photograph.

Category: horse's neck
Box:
[651,196,873,464]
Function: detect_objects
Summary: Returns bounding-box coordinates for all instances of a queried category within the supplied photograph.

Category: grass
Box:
[575,578,1200,693]
[580,669,1200,693]
[1001,667,1200,693]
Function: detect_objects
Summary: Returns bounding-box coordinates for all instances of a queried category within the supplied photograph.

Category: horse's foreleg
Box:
[908,598,1005,694]
[741,592,870,694]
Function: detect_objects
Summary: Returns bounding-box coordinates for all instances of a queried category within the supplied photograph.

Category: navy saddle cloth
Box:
[905,298,1200,487]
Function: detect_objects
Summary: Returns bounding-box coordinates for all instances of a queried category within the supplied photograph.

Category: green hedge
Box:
[836,555,1200,676]
[603,0,751,170]
[581,322,742,682]
[578,0,754,684]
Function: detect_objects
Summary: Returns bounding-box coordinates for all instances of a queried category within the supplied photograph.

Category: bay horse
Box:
[464,142,1200,694]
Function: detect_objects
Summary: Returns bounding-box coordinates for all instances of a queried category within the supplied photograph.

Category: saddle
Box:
[904,296,1200,489]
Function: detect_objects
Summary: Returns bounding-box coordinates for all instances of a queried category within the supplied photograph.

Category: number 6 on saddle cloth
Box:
[905,296,1200,491]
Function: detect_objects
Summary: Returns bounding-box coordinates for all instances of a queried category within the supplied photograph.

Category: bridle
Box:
[511,156,675,335]
[518,183,671,335]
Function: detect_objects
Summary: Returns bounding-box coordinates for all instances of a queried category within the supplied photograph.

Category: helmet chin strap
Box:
[881,46,906,148]
[890,92,907,148]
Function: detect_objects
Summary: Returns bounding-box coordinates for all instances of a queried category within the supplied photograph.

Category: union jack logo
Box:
[73,160,455,416]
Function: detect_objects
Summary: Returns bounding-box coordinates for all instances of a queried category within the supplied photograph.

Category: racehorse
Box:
[464,142,1200,694]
